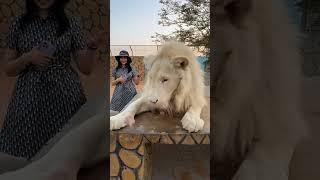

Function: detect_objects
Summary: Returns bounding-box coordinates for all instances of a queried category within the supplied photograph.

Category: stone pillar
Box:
[110,132,210,180]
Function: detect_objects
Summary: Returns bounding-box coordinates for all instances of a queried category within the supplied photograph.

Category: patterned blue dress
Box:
[0,14,87,159]
[110,67,138,112]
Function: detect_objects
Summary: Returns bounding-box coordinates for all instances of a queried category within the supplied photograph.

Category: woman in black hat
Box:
[111,50,139,112]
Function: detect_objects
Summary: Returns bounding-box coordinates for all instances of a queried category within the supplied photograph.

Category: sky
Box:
[110,0,303,46]
[110,0,173,45]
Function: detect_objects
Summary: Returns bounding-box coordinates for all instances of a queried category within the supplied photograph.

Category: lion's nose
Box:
[151,99,158,104]
[149,97,159,104]
[148,96,159,104]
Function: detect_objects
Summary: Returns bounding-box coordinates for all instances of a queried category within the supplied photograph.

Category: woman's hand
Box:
[133,75,140,85]
[25,48,53,67]
[116,76,126,84]
[73,31,107,75]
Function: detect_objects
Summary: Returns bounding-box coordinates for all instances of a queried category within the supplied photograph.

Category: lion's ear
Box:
[143,55,156,71]
[173,57,189,69]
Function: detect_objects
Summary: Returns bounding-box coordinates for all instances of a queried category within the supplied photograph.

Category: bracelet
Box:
[21,53,31,66]
[87,44,98,50]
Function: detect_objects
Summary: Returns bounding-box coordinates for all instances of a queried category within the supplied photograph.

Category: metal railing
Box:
[110,45,207,57]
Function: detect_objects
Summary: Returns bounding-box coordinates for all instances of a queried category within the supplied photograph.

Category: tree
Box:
[152,0,210,57]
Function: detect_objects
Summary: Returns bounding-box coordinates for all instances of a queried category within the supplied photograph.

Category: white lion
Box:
[110,41,206,132]
[213,0,308,179]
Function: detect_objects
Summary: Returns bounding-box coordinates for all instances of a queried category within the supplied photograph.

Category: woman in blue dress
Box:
[111,50,139,112]
[0,0,106,161]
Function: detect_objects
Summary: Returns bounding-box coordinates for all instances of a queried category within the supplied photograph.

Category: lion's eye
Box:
[161,78,169,83]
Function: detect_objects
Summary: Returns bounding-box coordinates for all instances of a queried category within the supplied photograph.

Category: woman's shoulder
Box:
[8,15,23,27]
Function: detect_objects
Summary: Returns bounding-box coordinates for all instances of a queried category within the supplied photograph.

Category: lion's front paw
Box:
[181,112,204,132]
[110,113,135,130]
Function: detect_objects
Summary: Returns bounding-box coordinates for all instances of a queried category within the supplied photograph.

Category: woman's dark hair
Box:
[116,57,132,73]
[19,0,70,37]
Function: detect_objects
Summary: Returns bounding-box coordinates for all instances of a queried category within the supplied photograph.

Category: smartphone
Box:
[121,73,127,81]
[37,41,56,57]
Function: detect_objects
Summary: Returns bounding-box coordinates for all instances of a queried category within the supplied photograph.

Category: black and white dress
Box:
[0,14,87,159]
[110,67,137,112]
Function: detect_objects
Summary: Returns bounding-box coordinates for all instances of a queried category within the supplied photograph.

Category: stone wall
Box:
[0,0,109,126]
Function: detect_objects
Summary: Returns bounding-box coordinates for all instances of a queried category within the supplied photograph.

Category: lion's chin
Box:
[152,104,168,111]
[151,103,180,117]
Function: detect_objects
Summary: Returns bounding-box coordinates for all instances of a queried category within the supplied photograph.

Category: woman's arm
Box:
[73,49,96,75]
[133,75,140,85]
[3,49,26,76]
[3,17,32,76]
[111,76,125,86]
[129,69,140,85]
[70,17,97,76]
[111,78,119,86]
[4,48,54,77]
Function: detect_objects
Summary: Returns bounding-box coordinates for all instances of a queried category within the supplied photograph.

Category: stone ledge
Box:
[110,97,210,144]
[110,98,210,179]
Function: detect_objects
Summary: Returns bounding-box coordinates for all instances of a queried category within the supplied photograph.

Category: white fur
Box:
[110,41,206,132]
[213,0,308,179]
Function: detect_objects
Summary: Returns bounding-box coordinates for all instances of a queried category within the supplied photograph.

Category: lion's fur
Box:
[142,41,206,115]
[214,0,308,162]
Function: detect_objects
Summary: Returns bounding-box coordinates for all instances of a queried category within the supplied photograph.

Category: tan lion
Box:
[213,0,308,179]
[110,41,206,132]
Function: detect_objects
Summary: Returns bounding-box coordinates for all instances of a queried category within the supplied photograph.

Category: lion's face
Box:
[143,57,188,110]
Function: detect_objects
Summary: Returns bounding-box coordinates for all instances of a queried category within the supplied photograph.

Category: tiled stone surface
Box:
[110,153,120,177]
[122,168,136,180]
[137,143,144,156]
[138,161,144,180]
[110,132,211,179]
[170,134,185,144]
[119,148,142,169]
[119,134,142,150]
[110,133,116,153]
[181,135,196,145]
[111,134,145,179]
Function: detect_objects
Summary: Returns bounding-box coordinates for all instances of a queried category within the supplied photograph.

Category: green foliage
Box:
[152,0,210,56]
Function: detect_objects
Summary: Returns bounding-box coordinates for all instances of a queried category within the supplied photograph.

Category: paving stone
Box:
[122,168,136,180]
[119,148,142,169]
[110,153,120,177]
[119,134,142,150]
